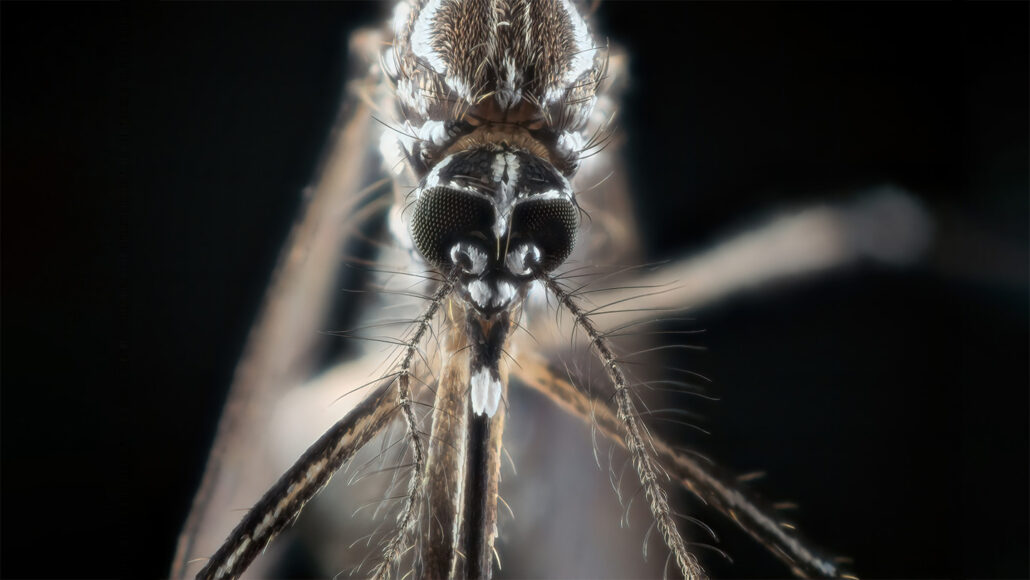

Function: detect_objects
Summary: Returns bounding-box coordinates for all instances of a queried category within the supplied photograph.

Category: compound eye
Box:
[410,187,494,270]
[511,197,579,272]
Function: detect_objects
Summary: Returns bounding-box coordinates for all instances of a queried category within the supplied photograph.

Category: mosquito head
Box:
[409,143,579,315]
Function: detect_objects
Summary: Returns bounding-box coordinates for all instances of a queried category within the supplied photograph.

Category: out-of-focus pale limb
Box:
[572,50,644,269]
[556,188,932,336]
[171,29,389,579]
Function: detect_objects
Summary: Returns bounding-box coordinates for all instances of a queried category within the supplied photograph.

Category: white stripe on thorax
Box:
[410,0,447,74]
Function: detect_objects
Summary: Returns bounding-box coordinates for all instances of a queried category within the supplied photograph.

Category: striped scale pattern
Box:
[384,0,606,177]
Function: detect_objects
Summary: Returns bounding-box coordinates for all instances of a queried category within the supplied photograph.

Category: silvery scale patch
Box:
[383,0,604,417]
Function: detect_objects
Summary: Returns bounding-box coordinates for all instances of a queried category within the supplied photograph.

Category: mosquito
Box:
[171,2,930,578]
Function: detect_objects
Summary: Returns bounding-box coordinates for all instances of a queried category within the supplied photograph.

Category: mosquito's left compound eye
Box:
[510,197,579,272]
[410,187,495,269]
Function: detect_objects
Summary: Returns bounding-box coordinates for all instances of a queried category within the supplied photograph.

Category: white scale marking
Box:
[490,151,521,238]
[492,280,516,308]
[421,155,454,192]
[445,74,473,101]
[411,0,475,99]
[556,130,586,161]
[216,536,251,578]
[467,279,492,308]
[410,0,447,74]
[505,243,540,275]
[528,189,566,201]
[417,120,449,146]
[396,76,428,117]
[451,242,488,275]
[466,245,488,275]
[421,155,498,200]
[470,366,502,417]
[253,512,275,540]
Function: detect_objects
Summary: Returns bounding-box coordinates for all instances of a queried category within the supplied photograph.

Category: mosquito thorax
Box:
[409,143,579,315]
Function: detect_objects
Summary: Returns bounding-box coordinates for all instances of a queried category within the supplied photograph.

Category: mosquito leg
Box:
[196,378,399,580]
[540,189,931,346]
[543,275,707,580]
[372,277,456,579]
[420,317,471,579]
[171,28,394,578]
[514,351,853,579]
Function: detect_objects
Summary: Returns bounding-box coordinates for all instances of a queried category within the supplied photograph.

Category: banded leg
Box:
[514,352,853,579]
[198,267,454,580]
[196,379,399,580]
[371,277,456,579]
[171,28,392,578]
[543,275,707,580]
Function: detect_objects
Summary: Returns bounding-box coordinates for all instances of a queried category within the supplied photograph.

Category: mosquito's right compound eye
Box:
[410,187,495,270]
[510,196,579,272]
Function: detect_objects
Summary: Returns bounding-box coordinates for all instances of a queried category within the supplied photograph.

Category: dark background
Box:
[2,2,1027,578]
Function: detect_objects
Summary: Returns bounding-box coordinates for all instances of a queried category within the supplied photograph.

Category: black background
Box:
[2,2,1027,578]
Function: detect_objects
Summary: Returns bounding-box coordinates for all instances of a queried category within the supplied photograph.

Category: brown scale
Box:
[442,97,574,175]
